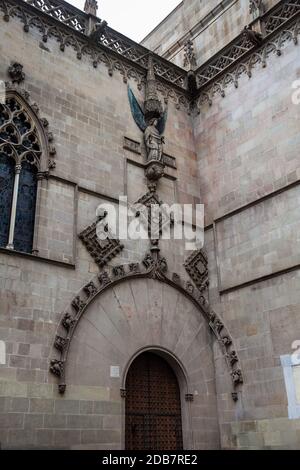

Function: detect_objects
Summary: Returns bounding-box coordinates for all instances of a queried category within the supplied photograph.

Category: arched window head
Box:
[0,88,56,253]
[0,88,56,172]
[0,97,42,168]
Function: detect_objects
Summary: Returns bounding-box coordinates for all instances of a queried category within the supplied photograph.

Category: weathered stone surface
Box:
[0,0,299,451]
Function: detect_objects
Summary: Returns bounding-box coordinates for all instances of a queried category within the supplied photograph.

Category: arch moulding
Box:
[49,251,244,401]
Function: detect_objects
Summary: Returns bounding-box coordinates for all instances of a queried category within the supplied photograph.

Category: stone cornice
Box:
[0,0,299,112]
[0,0,191,109]
[195,0,300,109]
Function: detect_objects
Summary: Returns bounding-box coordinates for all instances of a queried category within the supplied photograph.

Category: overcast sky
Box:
[69,0,181,42]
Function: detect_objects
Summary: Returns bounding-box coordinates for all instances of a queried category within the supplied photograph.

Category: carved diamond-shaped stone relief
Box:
[184,249,209,293]
[135,191,173,240]
[79,215,124,269]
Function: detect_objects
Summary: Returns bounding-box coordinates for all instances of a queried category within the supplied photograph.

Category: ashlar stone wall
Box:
[0,14,217,449]
[196,33,300,449]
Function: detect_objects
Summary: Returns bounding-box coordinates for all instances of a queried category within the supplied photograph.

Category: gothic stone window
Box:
[0,95,41,253]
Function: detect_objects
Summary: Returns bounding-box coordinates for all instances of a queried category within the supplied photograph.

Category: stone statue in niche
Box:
[144,118,165,163]
[128,55,168,190]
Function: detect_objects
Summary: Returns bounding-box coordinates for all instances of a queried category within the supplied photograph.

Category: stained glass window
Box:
[0,152,14,248]
[14,162,38,253]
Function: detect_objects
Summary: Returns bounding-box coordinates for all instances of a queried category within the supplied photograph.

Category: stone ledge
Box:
[0,248,76,270]
[219,263,300,296]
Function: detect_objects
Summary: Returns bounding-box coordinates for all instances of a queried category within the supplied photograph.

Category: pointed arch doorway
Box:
[125,352,183,450]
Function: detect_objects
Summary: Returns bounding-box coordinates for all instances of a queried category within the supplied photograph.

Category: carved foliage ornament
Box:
[208,311,244,390]
[183,39,197,70]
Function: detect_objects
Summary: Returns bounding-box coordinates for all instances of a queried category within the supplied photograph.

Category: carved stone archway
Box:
[50,252,244,401]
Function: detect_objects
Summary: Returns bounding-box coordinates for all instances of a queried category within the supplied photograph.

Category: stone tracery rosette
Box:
[0,81,56,175]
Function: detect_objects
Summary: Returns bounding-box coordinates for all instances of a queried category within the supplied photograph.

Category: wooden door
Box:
[125,352,183,450]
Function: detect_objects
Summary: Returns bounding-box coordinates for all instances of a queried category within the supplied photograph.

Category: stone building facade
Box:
[0,0,300,450]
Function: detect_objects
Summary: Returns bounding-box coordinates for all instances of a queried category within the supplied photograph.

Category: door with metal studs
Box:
[125,352,183,450]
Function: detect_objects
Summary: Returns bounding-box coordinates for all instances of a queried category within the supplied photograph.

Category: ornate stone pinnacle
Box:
[144,55,163,123]
[84,0,98,16]
[183,39,197,70]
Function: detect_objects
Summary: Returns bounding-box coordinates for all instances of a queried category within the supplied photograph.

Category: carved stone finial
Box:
[183,39,197,70]
[243,25,263,47]
[8,63,25,84]
[84,0,98,16]
[144,55,163,123]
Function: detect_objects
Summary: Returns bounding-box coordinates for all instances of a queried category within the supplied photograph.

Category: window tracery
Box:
[0,90,55,253]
